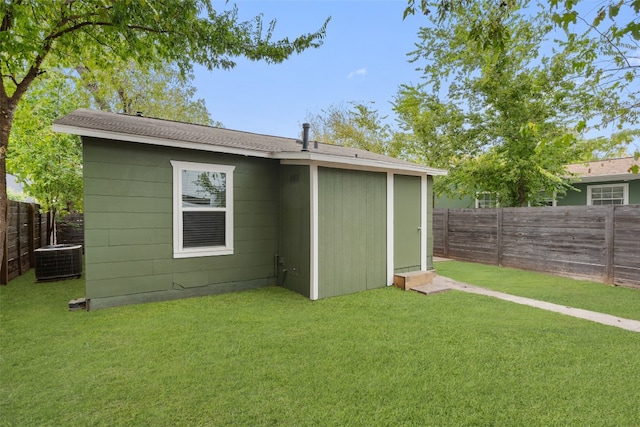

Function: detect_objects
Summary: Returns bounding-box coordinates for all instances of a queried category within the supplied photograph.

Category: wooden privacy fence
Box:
[57,213,85,248]
[1,201,50,284]
[433,205,640,288]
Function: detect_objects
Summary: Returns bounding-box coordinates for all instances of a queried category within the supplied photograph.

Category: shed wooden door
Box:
[394,175,421,272]
[317,168,387,298]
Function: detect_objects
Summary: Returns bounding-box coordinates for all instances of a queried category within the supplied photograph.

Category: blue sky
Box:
[192,0,639,153]
[193,0,424,138]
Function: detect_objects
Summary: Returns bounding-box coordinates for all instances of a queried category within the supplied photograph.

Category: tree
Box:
[305,102,406,158]
[549,0,639,127]
[403,0,639,127]
[7,70,86,241]
[587,129,640,161]
[395,1,600,206]
[6,187,27,202]
[76,57,220,126]
[8,58,224,229]
[1,0,328,265]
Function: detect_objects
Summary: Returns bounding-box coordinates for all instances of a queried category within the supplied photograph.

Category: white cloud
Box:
[347,68,367,79]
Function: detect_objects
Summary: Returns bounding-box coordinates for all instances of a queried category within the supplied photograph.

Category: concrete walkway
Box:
[414,275,640,333]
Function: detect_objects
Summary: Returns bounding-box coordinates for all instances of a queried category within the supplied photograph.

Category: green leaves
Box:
[0,0,330,268]
[2,0,329,109]
[6,71,85,214]
[305,102,401,157]
[396,0,613,206]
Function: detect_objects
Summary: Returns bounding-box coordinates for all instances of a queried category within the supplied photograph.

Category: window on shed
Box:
[171,161,235,258]
[587,183,628,205]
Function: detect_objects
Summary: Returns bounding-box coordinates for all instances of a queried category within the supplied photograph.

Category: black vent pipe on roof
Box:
[302,123,310,152]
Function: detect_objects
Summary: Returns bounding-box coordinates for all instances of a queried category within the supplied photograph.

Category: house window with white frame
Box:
[475,191,499,208]
[587,183,628,206]
[171,161,235,258]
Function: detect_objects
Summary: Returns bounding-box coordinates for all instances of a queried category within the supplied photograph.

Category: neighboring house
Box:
[435,157,640,208]
[53,109,446,310]
[561,157,640,206]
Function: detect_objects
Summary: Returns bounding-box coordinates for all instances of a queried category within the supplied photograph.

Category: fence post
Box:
[16,202,22,276]
[1,220,7,285]
[443,209,450,258]
[604,205,615,284]
[1,201,11,285]
[28,204,36,267]
[496,208,504,266]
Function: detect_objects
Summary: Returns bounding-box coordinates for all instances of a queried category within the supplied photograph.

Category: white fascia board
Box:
[52,124,271,159]
[420,175,428,271]
[309,163,319,300]
[279,154,447,176]
[386,172,394,286]
[53,123,449,175]
[572,174,640,183]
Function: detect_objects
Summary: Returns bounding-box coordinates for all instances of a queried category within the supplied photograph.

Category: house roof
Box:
[566,157,640,183]
[53,109,446,176]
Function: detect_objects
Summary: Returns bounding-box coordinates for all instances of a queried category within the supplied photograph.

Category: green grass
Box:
[435,260,640,321]
[2,269,640,426]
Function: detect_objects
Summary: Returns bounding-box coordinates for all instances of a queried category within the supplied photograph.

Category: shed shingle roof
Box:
[54,109,446,175]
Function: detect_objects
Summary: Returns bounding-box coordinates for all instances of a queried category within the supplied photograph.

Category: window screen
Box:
[589,184,626,205]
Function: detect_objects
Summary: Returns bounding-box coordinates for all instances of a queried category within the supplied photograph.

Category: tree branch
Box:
[576,14,632,69]
[0,0,22,32]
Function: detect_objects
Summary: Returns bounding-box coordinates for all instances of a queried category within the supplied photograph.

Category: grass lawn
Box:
[435,260,640,321]
[2,269,640,426]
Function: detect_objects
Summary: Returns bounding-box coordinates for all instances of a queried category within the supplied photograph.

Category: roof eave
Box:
[52,123,271,159]
[572,173,640,183]
[53,122,448,175]
[275,152,448,175]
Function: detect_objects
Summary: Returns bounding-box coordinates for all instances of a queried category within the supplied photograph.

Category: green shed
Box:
[54,109,446,309]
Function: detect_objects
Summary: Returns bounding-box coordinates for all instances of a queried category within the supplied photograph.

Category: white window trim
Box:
[171,160,235,258]
[587,183,629,206]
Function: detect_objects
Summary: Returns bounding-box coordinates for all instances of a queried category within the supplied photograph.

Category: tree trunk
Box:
[517,182,527,207]
[0,99,13,269]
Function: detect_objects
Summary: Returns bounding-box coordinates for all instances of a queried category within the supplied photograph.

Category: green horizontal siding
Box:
[88,277,272,310]
[84,177,170,198]
[85,195,170,213]
[558,183,588,206]
[558,180,640,206]
[278,165,311,297]
[83,137,279,307]
[631,180,640,204]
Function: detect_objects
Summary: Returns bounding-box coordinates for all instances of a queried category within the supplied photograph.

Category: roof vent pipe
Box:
[302,123,310,152]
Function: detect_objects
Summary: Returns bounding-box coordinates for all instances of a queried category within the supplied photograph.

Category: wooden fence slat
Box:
[434,205,640,288]
[1,201,48,285]
[604,205,615,284]
[16,201,21,276]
